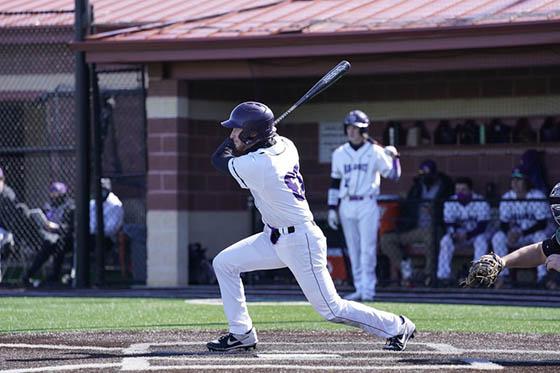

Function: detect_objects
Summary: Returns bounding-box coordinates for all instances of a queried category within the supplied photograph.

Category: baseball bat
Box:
[272,60,351,126]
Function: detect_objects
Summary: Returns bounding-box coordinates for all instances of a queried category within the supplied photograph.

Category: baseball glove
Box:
[461,252,505,288]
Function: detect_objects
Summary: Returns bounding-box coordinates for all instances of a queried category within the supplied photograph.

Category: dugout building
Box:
[2,0,560,286]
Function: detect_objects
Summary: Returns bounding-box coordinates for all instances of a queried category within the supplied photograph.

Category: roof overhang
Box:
[74,20,560,62]
[71,20,560,77]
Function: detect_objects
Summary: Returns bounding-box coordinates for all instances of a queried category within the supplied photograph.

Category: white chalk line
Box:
[114,363,503,371]
[1,363,122,373]
[121,343,151,371]
[0,343,121,352]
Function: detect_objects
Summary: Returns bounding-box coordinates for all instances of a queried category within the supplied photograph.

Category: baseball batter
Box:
[328,110,400,301]
[437,177,491,282]
[208,102,415,352]
[491,168,550,284]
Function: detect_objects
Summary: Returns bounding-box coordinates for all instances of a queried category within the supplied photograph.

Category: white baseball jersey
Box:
[330,142,393,198]
[443,193,490,232]
[214,134,407,339]
[499,189,549,230]
[228,136,313,228]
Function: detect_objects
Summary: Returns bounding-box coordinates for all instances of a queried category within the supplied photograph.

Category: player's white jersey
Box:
[228,136,313,228]
[330,142,393,198]
[499,189,549,230]
[443,193,490,232]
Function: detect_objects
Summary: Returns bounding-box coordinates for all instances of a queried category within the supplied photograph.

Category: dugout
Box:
[69,0,560,286]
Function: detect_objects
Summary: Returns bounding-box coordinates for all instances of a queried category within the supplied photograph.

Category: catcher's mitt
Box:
[461,252,505,288]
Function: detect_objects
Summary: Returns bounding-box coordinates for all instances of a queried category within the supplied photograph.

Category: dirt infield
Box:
[2,330,560,372]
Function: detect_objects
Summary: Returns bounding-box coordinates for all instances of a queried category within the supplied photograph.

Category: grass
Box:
[1,297,559,334]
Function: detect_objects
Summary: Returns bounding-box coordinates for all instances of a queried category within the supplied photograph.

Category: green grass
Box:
[1,297,559,334]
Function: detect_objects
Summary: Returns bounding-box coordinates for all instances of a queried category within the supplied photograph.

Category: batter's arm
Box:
[328,178,341,209]
[503,241,547,269]
[211,138,236,174]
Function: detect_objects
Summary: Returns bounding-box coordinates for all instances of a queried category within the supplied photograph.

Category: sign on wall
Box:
[319,122,347,163]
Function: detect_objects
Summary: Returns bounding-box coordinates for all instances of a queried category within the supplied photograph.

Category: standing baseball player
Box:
[208,102,415,352]
[327,110,400,301]
[463,182,560,287]
[436,177,490,285]
[491,168,550,287]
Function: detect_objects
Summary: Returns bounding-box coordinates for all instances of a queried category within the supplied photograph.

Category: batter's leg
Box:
[358,204,379,300]
[436,233,455,280]
[491,231,509,277]
[339,206,362,296]
[213,232,285,334]
[275,226,407,340]
[473,234,488,261]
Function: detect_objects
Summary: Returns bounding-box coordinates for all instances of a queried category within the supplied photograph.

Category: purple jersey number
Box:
[284,164,306,201]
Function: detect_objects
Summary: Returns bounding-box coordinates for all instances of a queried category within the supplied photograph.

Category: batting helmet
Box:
[343,110,369,135]
[221,102,276,146]
[550,182,560,227]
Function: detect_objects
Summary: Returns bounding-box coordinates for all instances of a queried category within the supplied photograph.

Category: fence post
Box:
[73,0,91,288]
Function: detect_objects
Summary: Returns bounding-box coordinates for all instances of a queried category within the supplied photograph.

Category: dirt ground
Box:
[2,329,560,372]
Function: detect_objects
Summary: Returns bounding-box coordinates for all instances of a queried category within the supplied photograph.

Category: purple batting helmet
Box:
[49,181,67,195]
[221,102,276,146]
[343,110,369,135]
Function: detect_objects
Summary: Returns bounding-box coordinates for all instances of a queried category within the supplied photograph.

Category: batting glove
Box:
[328,209,339,230]
[384,145,399,158]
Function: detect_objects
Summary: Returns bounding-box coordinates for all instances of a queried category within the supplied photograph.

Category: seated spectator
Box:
[380,159,453,286]
[436,177,490,286]
[491,168,550,288]
[0,166,19,247]
[21,181,75,286]
[89,178,124,261]
[0,167,16,280]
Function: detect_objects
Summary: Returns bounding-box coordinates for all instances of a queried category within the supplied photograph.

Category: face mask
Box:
[457,192,472,205]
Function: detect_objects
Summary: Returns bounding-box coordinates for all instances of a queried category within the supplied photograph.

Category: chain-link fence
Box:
[0,13,77,285]
[92,66,147,285]
[0,11,147,287]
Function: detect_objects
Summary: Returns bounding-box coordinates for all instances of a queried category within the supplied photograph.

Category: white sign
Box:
[319,122,347,164]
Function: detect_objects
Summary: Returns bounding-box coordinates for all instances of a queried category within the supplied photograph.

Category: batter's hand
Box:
[384,145,399,159]
[328,209,339,230]
[545,254,560,272]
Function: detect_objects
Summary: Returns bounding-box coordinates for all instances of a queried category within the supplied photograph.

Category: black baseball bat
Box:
[272,60,351,126]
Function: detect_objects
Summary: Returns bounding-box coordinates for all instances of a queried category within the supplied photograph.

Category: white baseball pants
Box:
[491,230,548,279]
[338,198,379,300]
[212,221,403,338]
[437,233,488,279]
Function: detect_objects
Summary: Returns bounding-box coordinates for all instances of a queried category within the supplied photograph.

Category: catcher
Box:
[463,182,560,288]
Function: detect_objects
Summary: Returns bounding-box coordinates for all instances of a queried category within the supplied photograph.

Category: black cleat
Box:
[207,328,258,352]
[383,315,416,351]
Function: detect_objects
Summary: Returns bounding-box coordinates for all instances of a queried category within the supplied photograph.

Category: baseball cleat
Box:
[383,315,416,351]
[207,327,258,352]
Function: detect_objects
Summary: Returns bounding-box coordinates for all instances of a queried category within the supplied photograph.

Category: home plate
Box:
[256,353,342,360]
